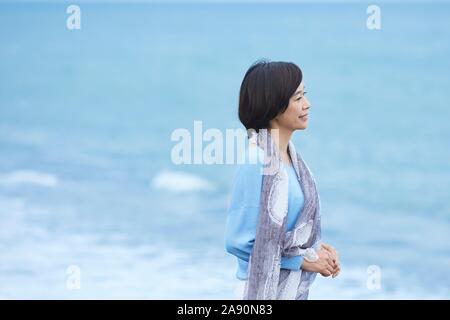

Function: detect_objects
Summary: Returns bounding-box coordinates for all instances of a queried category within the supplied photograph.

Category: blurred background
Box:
[0,0,449,299]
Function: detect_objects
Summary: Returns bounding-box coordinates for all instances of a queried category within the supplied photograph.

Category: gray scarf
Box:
[242,129,322,300]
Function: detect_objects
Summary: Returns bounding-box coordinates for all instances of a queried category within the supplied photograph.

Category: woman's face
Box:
[270,81,310,131]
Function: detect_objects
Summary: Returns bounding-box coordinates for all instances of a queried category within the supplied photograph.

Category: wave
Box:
[151,170,215,193]
[0,170,59,187]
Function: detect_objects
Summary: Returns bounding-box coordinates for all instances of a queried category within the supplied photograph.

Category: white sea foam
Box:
[308,265,450,300]
[0,170,59,187]
[151,170,215,193]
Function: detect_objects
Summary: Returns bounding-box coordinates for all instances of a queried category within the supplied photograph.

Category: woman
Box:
[224,60,340,300]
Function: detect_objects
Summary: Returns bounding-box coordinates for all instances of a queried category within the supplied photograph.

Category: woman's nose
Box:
[304,97,311,108]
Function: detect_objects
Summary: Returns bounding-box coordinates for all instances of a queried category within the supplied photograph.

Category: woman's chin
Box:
[295,121,308,130]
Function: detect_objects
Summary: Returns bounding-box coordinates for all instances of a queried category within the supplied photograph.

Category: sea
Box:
[0,1,449,299]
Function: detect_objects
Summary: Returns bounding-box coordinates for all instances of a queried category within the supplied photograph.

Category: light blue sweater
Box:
[224,147,305,280]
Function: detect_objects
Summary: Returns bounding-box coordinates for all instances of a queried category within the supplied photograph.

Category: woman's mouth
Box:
[299,114,308,119]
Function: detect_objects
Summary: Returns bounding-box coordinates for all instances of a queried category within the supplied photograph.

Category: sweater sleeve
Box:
[224,149,304,278]
[224,153,262,276]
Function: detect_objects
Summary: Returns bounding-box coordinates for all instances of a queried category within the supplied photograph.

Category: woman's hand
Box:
[301,243,341,278]
[321,242,340,278]
[301,249,336,277]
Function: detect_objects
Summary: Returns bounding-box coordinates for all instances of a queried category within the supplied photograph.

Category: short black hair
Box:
[238,59,303,133]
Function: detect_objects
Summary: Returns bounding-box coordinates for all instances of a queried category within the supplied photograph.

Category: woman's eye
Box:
[296,92,307,101]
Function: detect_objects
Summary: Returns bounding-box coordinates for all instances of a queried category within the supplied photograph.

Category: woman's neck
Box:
[269,126,293,161]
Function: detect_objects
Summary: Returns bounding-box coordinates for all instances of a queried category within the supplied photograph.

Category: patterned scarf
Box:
[242,129,322,300]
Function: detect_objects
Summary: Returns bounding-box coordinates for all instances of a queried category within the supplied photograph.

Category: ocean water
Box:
[0,1,449,299]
